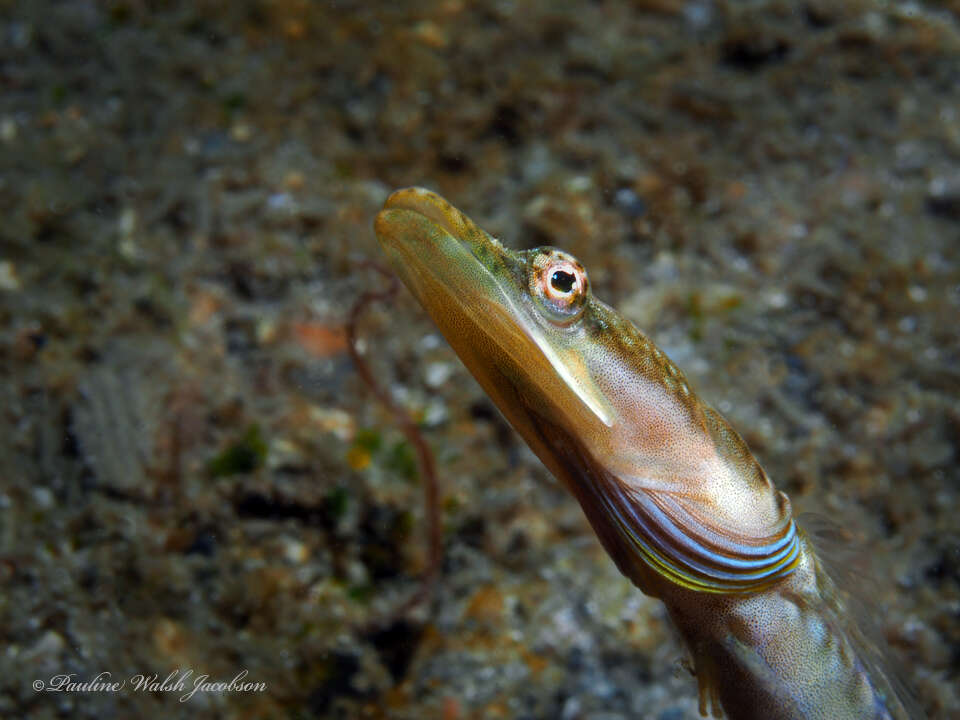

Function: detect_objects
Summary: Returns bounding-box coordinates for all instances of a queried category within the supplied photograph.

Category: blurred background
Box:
[1,1,959,718]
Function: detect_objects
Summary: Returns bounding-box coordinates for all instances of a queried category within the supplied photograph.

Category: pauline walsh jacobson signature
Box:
[33,669,266,702]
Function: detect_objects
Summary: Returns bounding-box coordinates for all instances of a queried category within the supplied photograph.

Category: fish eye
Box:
[551,269,576,294]
[530,249,588,325]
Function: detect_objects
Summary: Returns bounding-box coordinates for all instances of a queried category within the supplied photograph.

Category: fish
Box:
[374,187,918,720]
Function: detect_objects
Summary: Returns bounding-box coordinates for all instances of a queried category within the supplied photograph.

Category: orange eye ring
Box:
[530,249,588,325]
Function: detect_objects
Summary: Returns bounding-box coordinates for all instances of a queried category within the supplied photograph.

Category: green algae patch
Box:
[208,424,268,477]
[385,440,418,483]
[353,428,383,454]
[347,429,418,483]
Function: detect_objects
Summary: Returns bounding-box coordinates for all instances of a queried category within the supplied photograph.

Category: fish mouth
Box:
[375,186,560,429]
[374,187,523,336]
[378,187,475,251]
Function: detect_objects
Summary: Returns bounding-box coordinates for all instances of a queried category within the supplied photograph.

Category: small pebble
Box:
[419,333,443,350]
[764,290,789,309]
[0,261,20,290]
[898,316,917,333]
[282,538,309,565]
[564,175,592,193]
[0,117,16,142]
[423,399,449,426]
[32,487,54,509]
[22,630,66,663]
[267,192,293,210]
[118,207,136,236]
[425,361,454,388]
[310,406,355,441]
[283,171,305,190]
[413,20,448,49]
[231,122,253,142]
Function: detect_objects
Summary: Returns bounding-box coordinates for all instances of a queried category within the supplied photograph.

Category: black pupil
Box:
[550,269,576,294]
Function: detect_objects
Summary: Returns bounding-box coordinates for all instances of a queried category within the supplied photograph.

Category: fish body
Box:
[374,187,915,719]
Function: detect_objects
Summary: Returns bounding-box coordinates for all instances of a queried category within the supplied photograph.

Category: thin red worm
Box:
[346,259,442,628]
